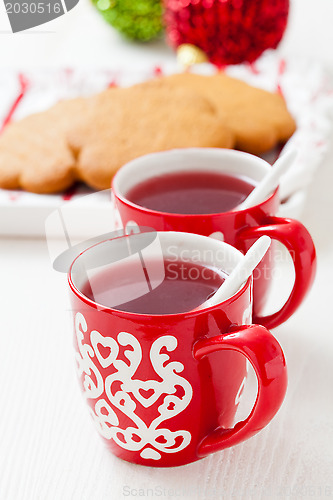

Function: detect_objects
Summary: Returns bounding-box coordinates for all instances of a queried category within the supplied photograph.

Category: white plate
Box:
[0,53,332,236]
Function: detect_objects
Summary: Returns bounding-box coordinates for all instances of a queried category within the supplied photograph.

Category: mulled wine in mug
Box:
[68,230,287,467]
[112,148,316,329]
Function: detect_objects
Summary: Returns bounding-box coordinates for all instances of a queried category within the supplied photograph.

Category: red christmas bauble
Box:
[164,0,289,66]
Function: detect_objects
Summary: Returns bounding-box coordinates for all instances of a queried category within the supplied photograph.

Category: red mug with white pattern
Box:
[112,148,316,329]
[68,231,287,467]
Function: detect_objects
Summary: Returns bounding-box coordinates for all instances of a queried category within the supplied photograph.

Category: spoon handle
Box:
[198,236,271,310]
[238,150,297,210]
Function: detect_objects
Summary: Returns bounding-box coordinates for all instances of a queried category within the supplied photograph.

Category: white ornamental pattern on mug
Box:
[75,312,193,460]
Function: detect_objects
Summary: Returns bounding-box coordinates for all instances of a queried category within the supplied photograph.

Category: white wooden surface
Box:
[0,1,333,498]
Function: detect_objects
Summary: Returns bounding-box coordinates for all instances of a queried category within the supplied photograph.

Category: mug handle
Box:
[237,216,316,329]
[193,324,287,457]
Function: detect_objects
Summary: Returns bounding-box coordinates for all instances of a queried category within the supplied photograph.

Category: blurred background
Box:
[0,0,332,70]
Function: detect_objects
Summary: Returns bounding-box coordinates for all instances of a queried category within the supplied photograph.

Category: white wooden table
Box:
[0,1,333,498]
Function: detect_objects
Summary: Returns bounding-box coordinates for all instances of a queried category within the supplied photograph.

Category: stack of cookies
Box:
[0,73,296,194]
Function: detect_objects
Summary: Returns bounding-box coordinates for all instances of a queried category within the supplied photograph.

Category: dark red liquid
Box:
[82,259,226,315]
[126,171,256,214]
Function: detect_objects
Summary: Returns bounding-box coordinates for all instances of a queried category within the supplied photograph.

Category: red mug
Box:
[68,231,287,467]
[112,148,316,329]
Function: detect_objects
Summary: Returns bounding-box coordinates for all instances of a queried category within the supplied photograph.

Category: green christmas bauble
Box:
[93,0,163,41]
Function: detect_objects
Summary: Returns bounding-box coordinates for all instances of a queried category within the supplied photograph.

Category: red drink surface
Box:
[82,259,226,315]
[126,171,256,214]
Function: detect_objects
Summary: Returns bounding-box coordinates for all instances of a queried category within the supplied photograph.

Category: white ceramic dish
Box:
[0,53,332,237]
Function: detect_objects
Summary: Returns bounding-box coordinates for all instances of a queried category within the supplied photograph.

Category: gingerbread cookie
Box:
[0,98,89,193]
[137,72,296,155]
[0,85,233,193]
[68,86,234,190]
